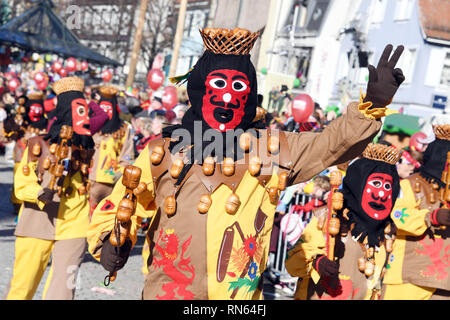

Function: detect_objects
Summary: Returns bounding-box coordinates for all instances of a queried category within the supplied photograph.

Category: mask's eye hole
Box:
[209,78,227,89]
[368,180,382,188]
[77,106,86,116]
[384,183,392,191]
[232,80,247,92]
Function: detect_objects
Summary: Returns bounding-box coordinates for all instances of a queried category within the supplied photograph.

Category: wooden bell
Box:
[253,107,267,122]
[32,143,41,157]
[122,165,142,190]
[60,125,74,140]
[222,157,235,176]
[357,257,366,272]
[151,145,165,165]
[202,156,215,176]
[328,216,340,237]
[385,238,393,253]
[22,165,30,176]
[116,198,134,223]
[133,182,148,197]
[364,260,375,277]
[54,164,64,177]
[429,192,436,204]
[164,195,177,215]
[267,135,279,154]
[278,172,288,191]
[197,194,212,214]
[58,145,69,159]
[331,192,344,211]
[239,132,252,152]
[49,143,58,155]
[80,163,89,175]
[170,159,184,179]
[330,170,343,186]
[225,193,241,215]
[43,157,52,170]
[109,223,130,247]
[78,185,87,195]
[267,186,279,204]
[248,156,261,176]
[365,247,374,259]
[414,179,421,193]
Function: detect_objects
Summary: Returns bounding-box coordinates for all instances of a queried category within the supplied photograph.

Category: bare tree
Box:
[140,0,177,71]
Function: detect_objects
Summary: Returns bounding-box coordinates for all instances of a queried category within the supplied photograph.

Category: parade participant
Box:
[88,85,134,216]
[4,76,106,300]
[87,28,405,300]
[382,124,450,299]
[285,143,401,300]
[4,92,47,214]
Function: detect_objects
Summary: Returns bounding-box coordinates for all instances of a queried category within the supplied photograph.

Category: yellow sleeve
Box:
[87,144,156,261]
[285,215,326,283]
[390,179,429,236]
[14,147,46,209]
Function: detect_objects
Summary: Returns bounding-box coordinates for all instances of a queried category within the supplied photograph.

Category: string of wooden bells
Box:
[149,131,288,217]
[105,164,147,285]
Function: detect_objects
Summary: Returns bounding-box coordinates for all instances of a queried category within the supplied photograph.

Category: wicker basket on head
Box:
[362,143,401,165]
[99,85,119,99]
[434,124,450,141]
[51,77,84,95]
[199,28,260,55]
[27,91,44,100]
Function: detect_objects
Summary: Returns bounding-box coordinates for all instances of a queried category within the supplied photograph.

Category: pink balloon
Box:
[147,68,164,90]
[59,68,68,77]
[34,72,46,83]
[162,86,178,110]
[292,94,314,123]
[66,57,77,72]
[37,79,48,90]
[409,132,428,152]
[80,61,89,71]
[52,61,63,73]
[7,78,20,91]
[102,69,112,82]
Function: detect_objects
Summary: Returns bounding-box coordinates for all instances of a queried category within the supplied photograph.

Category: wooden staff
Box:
[439,151,450,230]
[105,165,146,285]
[327,171,343,261]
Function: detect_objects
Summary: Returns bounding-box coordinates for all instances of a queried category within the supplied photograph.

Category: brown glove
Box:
[364,44,405,108]
[432,208,450,227]
[100,232,132,273]
[313,255,339,277]
[37,188,56,203]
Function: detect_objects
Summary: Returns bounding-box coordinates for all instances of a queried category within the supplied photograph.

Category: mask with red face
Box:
[99,101,113,120]
[28,103,44,122]
[342,158,400,247]
[71,98,91,135]
[202,69,251,132]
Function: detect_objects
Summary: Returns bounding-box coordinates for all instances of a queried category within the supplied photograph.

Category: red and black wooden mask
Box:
[99,100,113,120]
[28,102,44,122]
[342,158,400,247]
[202,69,251,132]
[71,98,91,136]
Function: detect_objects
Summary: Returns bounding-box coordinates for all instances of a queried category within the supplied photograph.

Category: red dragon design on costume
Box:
[416,236,450,281]
[153,228,195,300]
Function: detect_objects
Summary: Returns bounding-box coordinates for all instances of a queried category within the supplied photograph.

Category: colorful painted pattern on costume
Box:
[153,228,195,300]
[393,208,409,224]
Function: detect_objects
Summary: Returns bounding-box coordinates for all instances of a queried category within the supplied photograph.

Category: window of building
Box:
[371,0,388,25]
[440,52,450,87]
[396,47,417,84]
[394,0,414,21]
